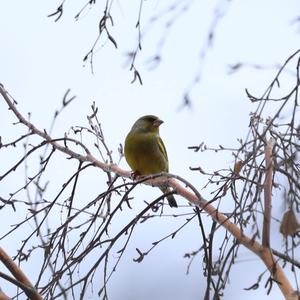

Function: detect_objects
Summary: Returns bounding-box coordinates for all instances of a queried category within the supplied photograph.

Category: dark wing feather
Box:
[157,136,169,171]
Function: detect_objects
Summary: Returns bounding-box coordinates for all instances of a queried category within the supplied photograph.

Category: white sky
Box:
[1,0,300,299]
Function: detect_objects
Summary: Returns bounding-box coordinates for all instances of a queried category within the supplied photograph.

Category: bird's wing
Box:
[157,136,168,164]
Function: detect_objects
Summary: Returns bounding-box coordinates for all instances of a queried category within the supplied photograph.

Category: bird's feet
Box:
[131,171,141,180]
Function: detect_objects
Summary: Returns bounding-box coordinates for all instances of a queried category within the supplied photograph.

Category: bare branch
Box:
[0,247,43,300]
[262,138,274,247]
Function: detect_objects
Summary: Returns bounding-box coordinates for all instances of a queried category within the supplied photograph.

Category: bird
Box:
[124,115,177,207]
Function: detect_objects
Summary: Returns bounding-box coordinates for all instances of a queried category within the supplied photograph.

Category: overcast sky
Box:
[1,0,300,299]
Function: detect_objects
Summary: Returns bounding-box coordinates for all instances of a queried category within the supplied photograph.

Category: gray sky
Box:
[1,0,299,299]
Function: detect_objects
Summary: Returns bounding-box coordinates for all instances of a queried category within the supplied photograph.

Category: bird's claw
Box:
[131,171,141,180]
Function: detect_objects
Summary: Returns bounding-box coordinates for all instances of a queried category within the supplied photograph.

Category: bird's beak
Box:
[153,119,164,127]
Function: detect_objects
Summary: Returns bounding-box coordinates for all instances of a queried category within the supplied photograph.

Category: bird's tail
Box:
[159,186,178,208]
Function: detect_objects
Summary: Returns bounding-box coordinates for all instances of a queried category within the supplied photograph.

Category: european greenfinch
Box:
[124,115,177,207]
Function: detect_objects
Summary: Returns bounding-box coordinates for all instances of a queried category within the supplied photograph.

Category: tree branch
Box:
[0,247,43,300]
[0,83,298,299]
[262,138,274,247]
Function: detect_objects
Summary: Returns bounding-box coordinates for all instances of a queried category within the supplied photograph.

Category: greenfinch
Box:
[124,115,177,207]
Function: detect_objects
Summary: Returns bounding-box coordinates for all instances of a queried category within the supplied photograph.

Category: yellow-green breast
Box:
[125,130,169,175]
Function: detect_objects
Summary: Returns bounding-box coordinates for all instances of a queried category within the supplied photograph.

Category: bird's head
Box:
[131,115,163,133]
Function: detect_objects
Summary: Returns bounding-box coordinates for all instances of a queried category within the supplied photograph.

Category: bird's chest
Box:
[125,134,166,175]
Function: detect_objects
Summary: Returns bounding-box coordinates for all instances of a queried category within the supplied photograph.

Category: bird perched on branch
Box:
[124,115,177,207]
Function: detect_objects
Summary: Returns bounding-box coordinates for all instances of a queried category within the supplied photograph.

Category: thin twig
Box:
[262,138,274,247]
